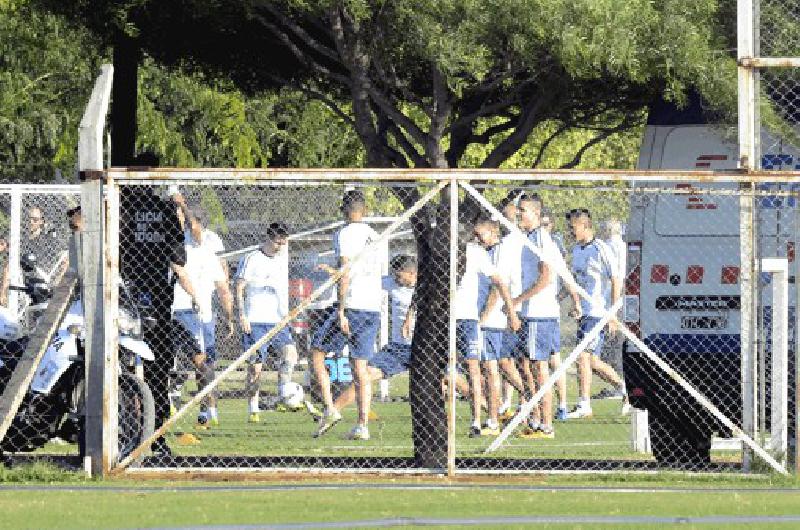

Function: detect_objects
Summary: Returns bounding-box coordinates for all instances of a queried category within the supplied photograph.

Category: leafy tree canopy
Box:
[37,0,740,170]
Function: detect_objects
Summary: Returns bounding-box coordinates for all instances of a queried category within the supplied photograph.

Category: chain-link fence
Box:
[1,175,797,476]
[0,185,81,464]
[6,171,776,477]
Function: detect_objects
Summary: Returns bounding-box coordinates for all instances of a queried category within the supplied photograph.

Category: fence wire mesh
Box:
[0,186,81,462]
[759,0,800,58]
[0,177,796,476]
[762,69,800,158]
[71,174,791,475]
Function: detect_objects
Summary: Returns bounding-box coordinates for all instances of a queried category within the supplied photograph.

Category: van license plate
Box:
[680,316,727,329]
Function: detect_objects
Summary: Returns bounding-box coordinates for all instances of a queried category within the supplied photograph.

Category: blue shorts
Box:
[369,343,412,377]
[481,328,505,362]
[457,319,482,361]
[244,323,296,363]
[174,310,217,360]
[311,308,380,360]
[578,316,605,356]
[521,318,560,362]
[501,329,523,359]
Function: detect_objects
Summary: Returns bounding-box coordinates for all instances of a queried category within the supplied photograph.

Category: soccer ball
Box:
[279,382,305,409]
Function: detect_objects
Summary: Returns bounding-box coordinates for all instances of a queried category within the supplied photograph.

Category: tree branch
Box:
[531,121,571,168]
[480,86,558,168]
[255,1,340,64]
[558,118,636,169]
[250,11,350,86]
[266,74,355,127]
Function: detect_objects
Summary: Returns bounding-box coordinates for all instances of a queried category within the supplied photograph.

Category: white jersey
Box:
[334,222,384,312]
[479,233,521,328]
[571,238,618,318]
[605,234,627,279]
[519,227,560,319]
[173,238,226,322]
[456,243,498,320]
[236,248,289,324]
[197,229,224,256]
[382,276,414,345]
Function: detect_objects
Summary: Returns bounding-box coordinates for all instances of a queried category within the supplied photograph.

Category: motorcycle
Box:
[0,254,156,460]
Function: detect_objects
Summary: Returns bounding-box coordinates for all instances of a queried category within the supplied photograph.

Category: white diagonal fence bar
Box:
[114,180,447,472]
[486,299,623,453]
[460,183,787,474]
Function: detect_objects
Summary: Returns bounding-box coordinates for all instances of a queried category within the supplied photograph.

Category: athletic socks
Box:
[249,396,259,414]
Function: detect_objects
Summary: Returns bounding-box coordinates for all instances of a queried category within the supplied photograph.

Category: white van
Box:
[622,100,800,467]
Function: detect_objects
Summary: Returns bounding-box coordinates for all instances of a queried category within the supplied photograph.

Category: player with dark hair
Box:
[311,190,385,440]
[310,254,417,434]
[236,222,299,423]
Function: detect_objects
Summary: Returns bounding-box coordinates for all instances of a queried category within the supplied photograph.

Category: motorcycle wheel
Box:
[117,371,155,460]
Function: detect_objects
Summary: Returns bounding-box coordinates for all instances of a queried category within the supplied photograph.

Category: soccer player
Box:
[236,222,299,423]
[311,255,417,438]
[458,213,520,437]
[172,205,235,428]
[566,209,629,419]
[539,208,569,420]
[477,200,529,426]
[311,190,384,441]
[512,193,562,439]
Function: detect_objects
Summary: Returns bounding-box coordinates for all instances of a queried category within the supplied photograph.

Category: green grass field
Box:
[0,464,799,529]
[32,364,742,467]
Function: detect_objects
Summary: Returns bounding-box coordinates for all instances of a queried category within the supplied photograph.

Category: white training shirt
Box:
[173,237,226,322]
[334,222,384,312]
[236,247,289,324]
[382,276,414,345]
[571,238,619,318]
[481,231,527,328]
[605,233,627,279]
[456,242,498,320]
[518,227,561,319]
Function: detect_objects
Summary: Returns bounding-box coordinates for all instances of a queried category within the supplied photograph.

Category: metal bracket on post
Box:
[762,258,789,467]
[78,64,115,477]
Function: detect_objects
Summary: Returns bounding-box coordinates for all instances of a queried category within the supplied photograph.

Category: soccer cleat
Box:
[499,408,516,422]
[468,425,483,438]
[555,407,569,421]
[346,425,370,441]
[209,416,219,426]
[566,405,593,419]
[519,426,554,440]
[368,410,380,421]
[313,409,342,438]
[304,400,324,421]
[248,412,261,424]
[480,425,501,436]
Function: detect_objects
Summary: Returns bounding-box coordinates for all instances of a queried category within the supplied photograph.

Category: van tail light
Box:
[624,263,641,336]
[650,264,668,283]
[686,266,704,284]
[721,266,740,284]
[788,242,795,263]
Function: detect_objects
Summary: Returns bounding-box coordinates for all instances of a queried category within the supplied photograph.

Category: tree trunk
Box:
[110,36,140,166]
[409,204,451,469]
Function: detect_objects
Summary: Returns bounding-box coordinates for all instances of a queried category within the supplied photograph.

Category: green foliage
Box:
[0,1,103,181]
[137,62,364,168]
